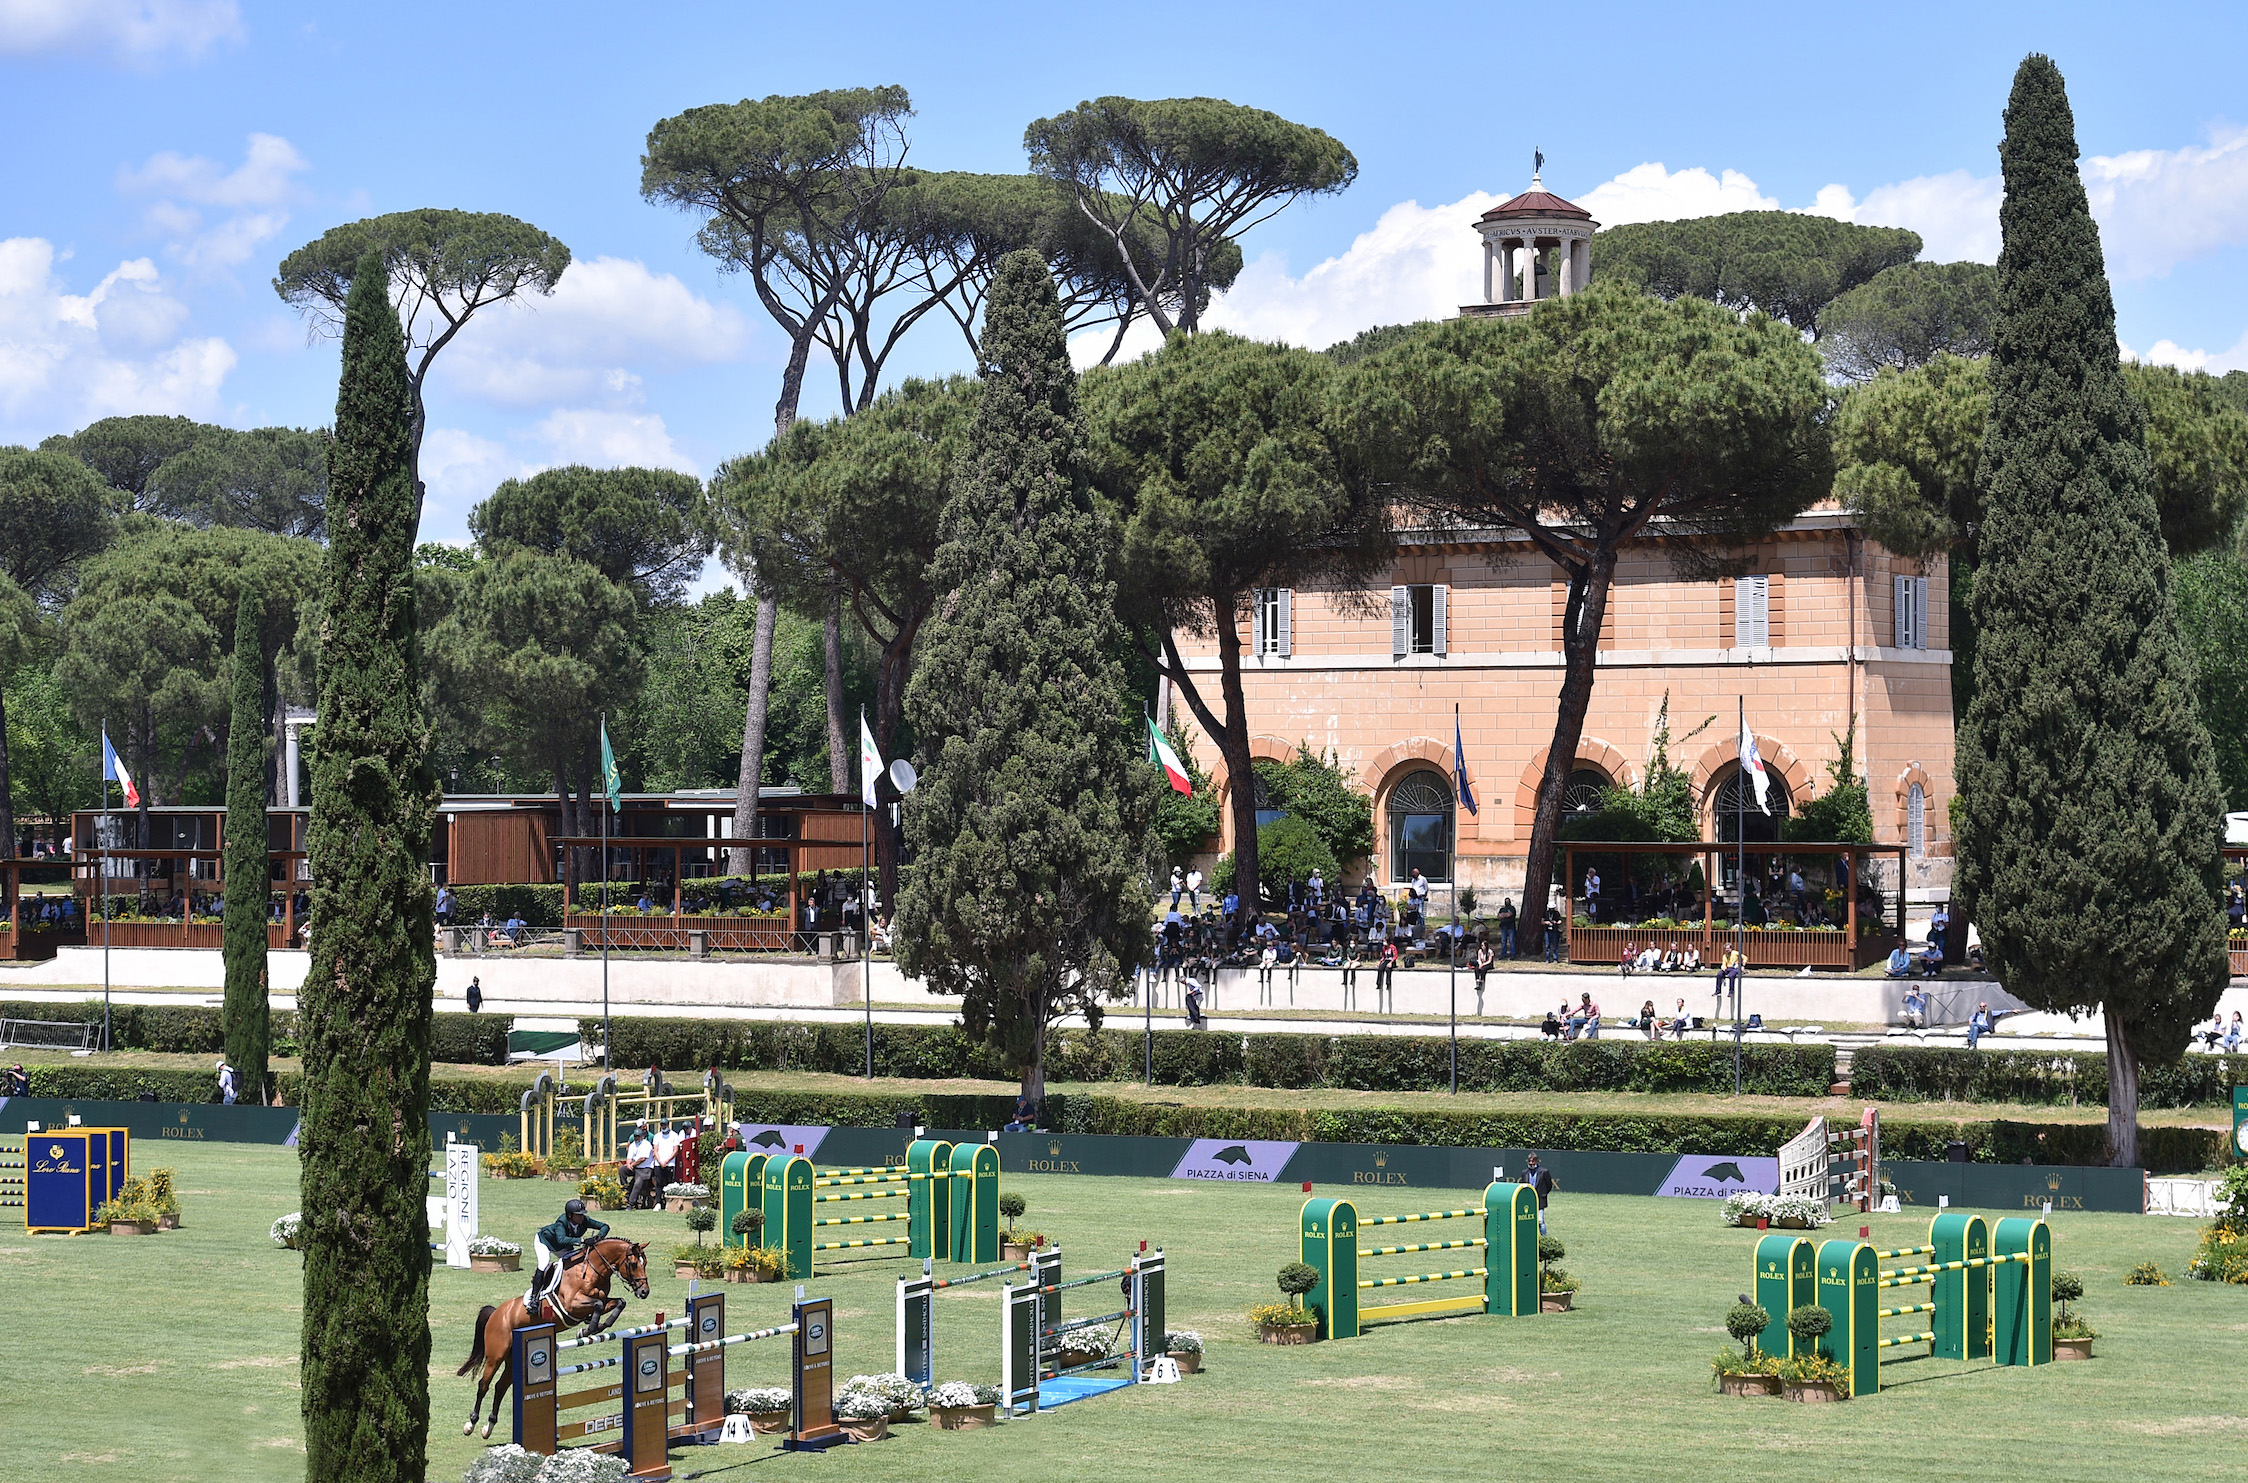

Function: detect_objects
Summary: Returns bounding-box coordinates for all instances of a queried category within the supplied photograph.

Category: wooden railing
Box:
[564,911,798,954]
[1570,924,1897,971]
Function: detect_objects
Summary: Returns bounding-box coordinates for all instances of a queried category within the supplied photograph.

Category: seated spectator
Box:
[1900,985,1927,1029]
[1919,943,1944,977]
[1635,945,1659,973]
[505,913,527,946]
[1682,947,1703,973]
[1640,998,1660,1040]
[1004,1094,1038,1132]
[1539,1007,1563,1040]
[2200,1014,2227,1051]
[871,913,893,954]
[1619,945,1636,978]
[1886,944,1913,978]
[2224,1012,2243,1053]
[1671,998,1691,1037]
[1965,1001,1996,1049]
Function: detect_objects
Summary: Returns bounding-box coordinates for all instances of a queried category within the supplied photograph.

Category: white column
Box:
[1483,239,1495,304]
[1568,237,1589,296]
[1525,241,1540,301]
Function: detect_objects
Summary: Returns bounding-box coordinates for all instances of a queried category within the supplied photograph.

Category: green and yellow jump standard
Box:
[1301,1182,1538,1340]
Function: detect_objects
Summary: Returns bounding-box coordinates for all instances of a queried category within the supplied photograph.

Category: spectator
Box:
[217,1059,238,1105]
[1521,1153,1556,1234]
[1496,897,1518,959]
[1374,936,1401,1010]
[1920,942,1944,978]
[1635,945,1659,973]
[652,1121,685,1187]
[1715,944,1745,1010]
[624,1122,659,1208]
[1583,867,1601,921]
[1582,992,1602,1040]
[1885,944,1912,978]
[1539,1006,1563,1040]
[1472,936,1495,1015]
[2198,1014,2225,1051]
[1671,998,1691,1037]
[435,885,455,927]
[1900,985,1926,1029]
[1965,1001,1995,1050]
[1682,946,1702,973]
[1640,998,1660,1040]
[4,1063,27,1096]
[1170,866,1184,910]
[1929,902,1952,959]
[1543,903,1565,962]
[503,913,526,946]
[872,913,894,954]
[1619,944,1636,979]
[2228,880,2246,929]
[1187,866,1204,914]
[2223,1012,2243,1053]
[466,975,484,1013]
[1183,968,1207,1030]
[1004,1095,1038,1132]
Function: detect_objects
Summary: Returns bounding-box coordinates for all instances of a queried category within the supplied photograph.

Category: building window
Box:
[1907,782,1927,857]
[1713,766,1793,844]
[1390,584,1446,657]
[1252,587,1291,657]
[1734,575,1769,648]
[1895,575,1928,650]
[1564,767,1613,815]
[1389,769,1455,883]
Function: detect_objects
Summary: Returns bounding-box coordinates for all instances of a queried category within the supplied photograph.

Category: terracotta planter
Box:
[1259,1322,1318,1345]
[157,1214,180,1230]
[1002,1242,1035,1262]
[2052,1337,2095,1362]
[546,1170,584,1182]
[107,1221,150,1236]
[1540,1290,1576,1313]
[1057,1348,1111,1370]
[471,1254,522,1273]
[664,1197,697,1213]
[931,1403,998,1431]
[839,1416,888,1442]
[1784,1380,1849,1403]
[1718,1372,1782,1397]
[725,1267,779,1284]
[747,1410,791,1436]
[1166,1350,1202,1374]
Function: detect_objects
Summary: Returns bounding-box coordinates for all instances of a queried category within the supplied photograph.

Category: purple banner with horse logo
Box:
[1656,1154,1779,1199]
[731,1124,830,1159]
[1170,1138,1301,1182]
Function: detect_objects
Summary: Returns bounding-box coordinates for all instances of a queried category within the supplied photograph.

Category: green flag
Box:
[599,717,622,814]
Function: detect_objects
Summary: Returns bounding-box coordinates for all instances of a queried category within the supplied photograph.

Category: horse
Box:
[456,1237,650,1439]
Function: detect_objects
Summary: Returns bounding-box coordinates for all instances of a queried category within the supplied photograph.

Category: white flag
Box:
[1738,711,1771,815]
[860,712,883,808]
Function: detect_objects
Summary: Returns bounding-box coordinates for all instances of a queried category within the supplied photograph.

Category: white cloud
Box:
[0,0,241,63]
[1576,163,1778,226]
[2121,328,2248,376]
[418,410,702,540]
[117,133,309,270]
[2085,127,2248,280]
[1807,171,2004,264]
[433,257,751,408]
[0,236,234,436]
[530,408,698,473]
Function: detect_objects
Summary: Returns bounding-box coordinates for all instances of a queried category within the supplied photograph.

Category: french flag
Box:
[102,729,140,809]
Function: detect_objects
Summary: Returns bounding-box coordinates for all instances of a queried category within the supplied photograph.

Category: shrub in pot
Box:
[1538,1236,1579,1311]
[2050,1272,2097,1359]
[1712,1300,1779,1394]
[927,1380,999,1429]
[1779,1306,1847,1400]
[1165,1329,1204,1374]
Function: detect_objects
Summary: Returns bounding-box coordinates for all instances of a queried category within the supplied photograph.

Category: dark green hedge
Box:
[21,1064,531,1114]
[0,1001,511,1066]
[590,1019,1836,1098]
[1852,1045,2248,1108]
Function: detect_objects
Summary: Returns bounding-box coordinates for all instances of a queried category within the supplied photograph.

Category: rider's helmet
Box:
[564,1197,588,1226]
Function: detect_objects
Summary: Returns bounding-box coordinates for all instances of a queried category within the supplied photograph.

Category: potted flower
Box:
[271,1212,306,1250]
[926,1380,1000,1429]
[1253,1262,1322,1343]
[725,1244,791,1284]
[1055,1327,1114,1371]
[999,1193,1031,1260]
[97,1196,153,1236]
[670,1242,726,1280]
[1164,1330,1203,1375]
[1538,1236,1579,1312]
[2050,1273,2096,1360]
[148,1168,182,1230]
[546,1126,588,1181]
[1711,1299,1781,1396]
[468,1236,524,1273]
[834,1388,891,1441]
[1778,1306,1849,1401]
[579,1171,626,1212]
[683,1204,718,1249]
[664,1181,710,1214]
[839,1373,921,1434]
[726,1386,793,1435]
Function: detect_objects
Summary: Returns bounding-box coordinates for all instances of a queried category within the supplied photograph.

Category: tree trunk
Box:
[1518,557,1616,940]
[2105,1013,2141,1168]
[824,592,849,794]
[726,591,778,877]
[871,624,916,917]
[0,687,13,935]
[1021,992,1047,1105]
[1213,600,1260,931]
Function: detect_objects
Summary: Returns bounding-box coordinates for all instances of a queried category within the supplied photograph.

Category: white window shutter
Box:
[1430,585,1447,657]
[1251,589,1267,655]
[1735,576,1768,647]
[1894,576,1911,649]
[1913,578,1929,651]
[1392,586,1409,658]
[1277,588,1293,658]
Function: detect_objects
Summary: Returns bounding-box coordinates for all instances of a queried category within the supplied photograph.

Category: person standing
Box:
[1472,935,1495,1016]
[217,1059,238,1106]
[623,1121,658,1209]
[1170,866,1184,910]
[1521,1153,1557,1234]
[1582,866,1601,922]
[1186,866,1203,914]
[1543,902,1565,963]
[1496,897,1518,959]
[1929,901,1952,959]
[652,1120,685,1190]
[465,975,484,1013]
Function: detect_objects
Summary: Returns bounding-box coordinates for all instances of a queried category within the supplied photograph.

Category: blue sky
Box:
[6,0,2247,556]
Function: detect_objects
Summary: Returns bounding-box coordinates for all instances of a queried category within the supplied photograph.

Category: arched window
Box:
[1564,767,1613,815]
[1907,783,1927,857]
[1713,767,1793,845]
[1389,769,1455,883]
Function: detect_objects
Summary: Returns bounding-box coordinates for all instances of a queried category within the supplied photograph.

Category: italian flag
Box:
[1146,718,1192,795]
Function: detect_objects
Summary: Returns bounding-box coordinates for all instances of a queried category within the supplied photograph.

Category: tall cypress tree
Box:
[1956,56,2229,1168]
[298,249,439,1479]
[221,585,270,1100]
[893,250,1157,1101]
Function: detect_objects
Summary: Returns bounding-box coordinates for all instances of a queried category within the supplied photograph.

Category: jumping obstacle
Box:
[895,1252,1041,1387]
[1300,1182,1539,1339]
[1001,1249,1166,1414]
[717,1140,1000,1278]
[1779,1107,1881,1214]
[1750,1212,2051,1395]
[5,1125,129,1233]
[513,1289,845,1478]
[575,1073,736,1164]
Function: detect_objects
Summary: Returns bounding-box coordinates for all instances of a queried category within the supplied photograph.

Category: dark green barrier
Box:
[1884,1159,2144,1215]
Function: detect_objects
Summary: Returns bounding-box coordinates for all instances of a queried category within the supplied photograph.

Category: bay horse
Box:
[456,1237,650,1439]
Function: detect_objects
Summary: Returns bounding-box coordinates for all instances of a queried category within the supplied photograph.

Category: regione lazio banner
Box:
[1655,1154,1779,1200]
[1170,1138,1302,1182]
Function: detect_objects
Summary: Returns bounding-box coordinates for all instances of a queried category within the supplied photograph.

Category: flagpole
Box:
[862,709,872,1082]
[601,712,611,1075]
[101,723,111,1055]
[1449,703,1461,1095]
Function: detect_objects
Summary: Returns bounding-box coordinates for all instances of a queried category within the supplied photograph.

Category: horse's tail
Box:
[457,1305,497,1376]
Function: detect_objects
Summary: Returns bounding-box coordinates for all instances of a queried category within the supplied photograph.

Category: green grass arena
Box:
[0,1142,2235,1483]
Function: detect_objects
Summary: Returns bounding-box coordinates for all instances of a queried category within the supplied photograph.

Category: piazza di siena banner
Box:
[0,1100,2150,1214]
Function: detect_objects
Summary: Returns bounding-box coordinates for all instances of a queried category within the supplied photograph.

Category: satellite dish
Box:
[888,758,918,796]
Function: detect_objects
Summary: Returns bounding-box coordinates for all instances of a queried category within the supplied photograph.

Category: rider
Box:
[527,1197,611,1320]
